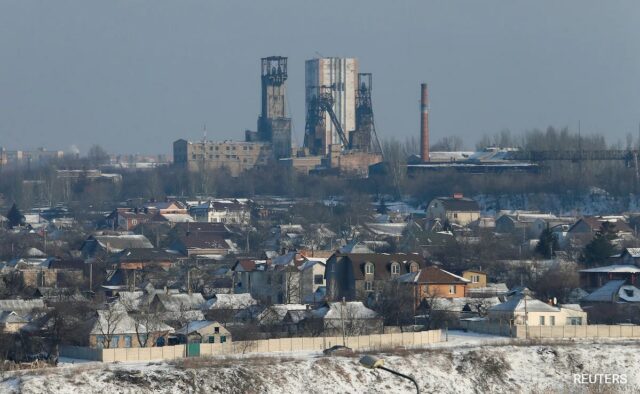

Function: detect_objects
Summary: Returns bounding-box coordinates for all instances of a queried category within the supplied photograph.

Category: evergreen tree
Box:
[535,226,559,259]
[6,203,25,229]
[581,222,617,266]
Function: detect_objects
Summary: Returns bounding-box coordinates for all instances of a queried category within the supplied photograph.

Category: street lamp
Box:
[359,355,420,394]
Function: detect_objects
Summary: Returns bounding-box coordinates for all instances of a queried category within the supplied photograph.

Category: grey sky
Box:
[1,1,639,155]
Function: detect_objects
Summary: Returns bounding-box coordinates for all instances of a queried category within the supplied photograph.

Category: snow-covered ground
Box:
[3,332,640,393]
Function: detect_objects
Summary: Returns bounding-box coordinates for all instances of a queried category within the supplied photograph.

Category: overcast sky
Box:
[1,1,639,155]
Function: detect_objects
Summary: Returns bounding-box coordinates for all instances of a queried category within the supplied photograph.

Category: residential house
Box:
[231,252,307,304]
[189,199,250,225]
[579,265,640,289]
[308,301,383,336]
[89,306,173,348]
[80,233,154,258]
[143,201,187,215]
[299,258,326,304]
[0,299,46,333]
[487,294,587,326]
[256,304,310,333]
[325,252,427,302]
[105,208,153,231]
[14,256,85,288]
[617,248,640,266]
[397,266,470,307]
[168,222,237,258]
[566,216,634,248]
[495,212,560,239]
[108,248,178,270]
[581,280,640,304]
[174,320,231,344]
[462,270,487,290]
[170,232,237,258]
[426,194,480,226]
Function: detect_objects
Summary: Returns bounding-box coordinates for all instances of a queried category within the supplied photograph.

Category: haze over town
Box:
[1,1,639,154]
[1,2,640,394]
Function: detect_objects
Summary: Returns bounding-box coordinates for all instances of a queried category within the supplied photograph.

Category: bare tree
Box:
[94,304,125,349]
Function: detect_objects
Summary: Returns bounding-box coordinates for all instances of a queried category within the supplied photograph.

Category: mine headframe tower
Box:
[350,73,382,155]
[253,56,292,159]
[304,84,349,155]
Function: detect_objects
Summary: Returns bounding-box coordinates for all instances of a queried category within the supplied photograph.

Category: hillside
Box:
[2,338,639,393]
[476,188,640,216]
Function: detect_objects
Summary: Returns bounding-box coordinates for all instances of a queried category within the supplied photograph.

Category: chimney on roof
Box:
[420,83,430,163]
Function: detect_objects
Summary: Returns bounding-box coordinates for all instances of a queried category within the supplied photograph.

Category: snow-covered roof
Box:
[90,309,173,335]
[339,242,373,254]
[363,222,407,237]
[25,247,46,258]
[0,311,29,324]
[204,294,257,310]
[174,320,223,335]
[153,293,205,311]
[160,214,195,223]
[312,302,379,320]
[258,304,309,322]
[582,280,626,303]
[624,248,640,258]
[579,265,640,274]
[489,295,559,313]
[0,299,45,312]
[618,285,640,302]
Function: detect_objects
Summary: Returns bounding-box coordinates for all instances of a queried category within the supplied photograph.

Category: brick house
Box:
[325,252,427,302]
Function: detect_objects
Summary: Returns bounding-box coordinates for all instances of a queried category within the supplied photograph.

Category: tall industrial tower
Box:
[304,57,358,155]
[350,73,382,153]
[247,56,292,159]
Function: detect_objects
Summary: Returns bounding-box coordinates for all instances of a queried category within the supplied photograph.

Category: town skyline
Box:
[1,1,639,154]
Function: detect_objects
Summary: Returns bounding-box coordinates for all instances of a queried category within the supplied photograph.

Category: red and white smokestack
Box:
[420,83,430,162]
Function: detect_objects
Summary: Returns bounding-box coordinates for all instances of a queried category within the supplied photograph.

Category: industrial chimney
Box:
[420,83,430,162]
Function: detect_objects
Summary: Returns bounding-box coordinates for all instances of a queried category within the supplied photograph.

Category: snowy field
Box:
[2,332,640,393]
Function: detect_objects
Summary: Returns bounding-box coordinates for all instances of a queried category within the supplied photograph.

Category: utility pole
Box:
[523,290,529,340]
[341,297,346,347]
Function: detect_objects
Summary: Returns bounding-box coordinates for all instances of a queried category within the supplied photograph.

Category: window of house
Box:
[243,146,247,150]
[539,316,545,326]
[453,213,458,218]
[208,336,215,343]
[449,285,455,294]
[214,327,220,334]
[215,146,219,151]
[112,335,120,348]
[550,316,555,326]
[409,262,419,273]
[625,289,634,297]
[364,281,373,292]
[124,335,132,348]
[314,274,324,285]
[96,335,105,348]
[391,262,400,275]
[220,336,227,343]
[472,275,480,283]
[365,263,374,275]
[567,317,582,325]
